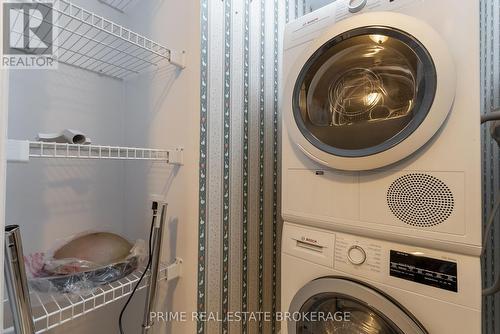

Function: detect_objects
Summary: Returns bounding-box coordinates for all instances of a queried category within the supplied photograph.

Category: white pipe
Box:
[37,129,91,144]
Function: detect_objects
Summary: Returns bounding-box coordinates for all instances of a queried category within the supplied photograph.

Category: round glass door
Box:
[288,278,428,334]
[297,293,403,333]
[293,26,437,158]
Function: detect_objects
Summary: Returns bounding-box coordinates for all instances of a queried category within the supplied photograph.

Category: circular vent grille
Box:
[387,173,454,227]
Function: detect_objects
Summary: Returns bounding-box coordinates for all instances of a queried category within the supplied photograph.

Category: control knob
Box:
[348,245,367,265]
[348,0,368,13]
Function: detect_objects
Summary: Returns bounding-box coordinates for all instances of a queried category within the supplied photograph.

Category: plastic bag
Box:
[24,231,146,295]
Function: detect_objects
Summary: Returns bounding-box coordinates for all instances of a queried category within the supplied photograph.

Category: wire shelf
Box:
[3,259,182,334]
[98,0,139,13]
[7,140,184,165]
[9,0,185,80]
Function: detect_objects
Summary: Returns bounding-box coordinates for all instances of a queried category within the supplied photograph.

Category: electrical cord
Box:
[482,196,500,296]
[482,196,500,257]
[118,202,158,333]
[481,114,500,296]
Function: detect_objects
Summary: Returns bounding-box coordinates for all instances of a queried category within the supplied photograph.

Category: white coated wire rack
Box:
[7,140,184,165]
[3,259,182,334]
[8,0,185,80]
[98,0,139,13]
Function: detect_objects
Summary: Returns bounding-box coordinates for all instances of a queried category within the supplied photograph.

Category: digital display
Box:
[390,250,458,292]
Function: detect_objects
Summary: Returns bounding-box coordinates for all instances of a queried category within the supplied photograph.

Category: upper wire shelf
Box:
[3,259,182,334]
[7,140,184,165]
[10,0,185,80]
[98,0,139,13]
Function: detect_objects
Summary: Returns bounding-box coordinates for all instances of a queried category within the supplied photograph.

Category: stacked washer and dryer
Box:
[281,0,482,333]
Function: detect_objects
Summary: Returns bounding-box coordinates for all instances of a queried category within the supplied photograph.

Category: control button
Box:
[348,0,368,13]
[348,245,367,265]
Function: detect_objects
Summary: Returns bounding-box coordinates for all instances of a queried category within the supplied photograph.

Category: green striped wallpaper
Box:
[481,1,500,334]
[196,1,301,333]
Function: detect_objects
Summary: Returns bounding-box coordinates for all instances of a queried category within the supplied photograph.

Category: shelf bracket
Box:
[164,258,183,281]
[7,140,29,163]
[168,148,184,165]
[170,50,187,69]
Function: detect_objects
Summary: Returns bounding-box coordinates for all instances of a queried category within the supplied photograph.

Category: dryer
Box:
[281,0,482,255]
[281,223,482,334]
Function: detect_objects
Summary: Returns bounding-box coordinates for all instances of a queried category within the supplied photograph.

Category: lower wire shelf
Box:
[3,259,182,334]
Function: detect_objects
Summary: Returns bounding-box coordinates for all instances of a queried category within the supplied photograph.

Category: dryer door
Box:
[294,26,436,157]
[288,278,428,334]
[284,13,455,170]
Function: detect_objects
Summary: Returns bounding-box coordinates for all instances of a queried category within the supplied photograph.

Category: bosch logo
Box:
[302,17,319,27]
[301,236,318,244]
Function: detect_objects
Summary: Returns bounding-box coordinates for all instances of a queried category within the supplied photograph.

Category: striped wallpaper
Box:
[197,1,304,333]
[480,1,500,334]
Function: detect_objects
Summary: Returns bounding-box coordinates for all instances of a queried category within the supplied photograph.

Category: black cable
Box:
[118,202,158,333]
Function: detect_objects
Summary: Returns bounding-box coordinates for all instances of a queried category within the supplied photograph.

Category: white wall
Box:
[4,0,200,332]
[122,0,201,332]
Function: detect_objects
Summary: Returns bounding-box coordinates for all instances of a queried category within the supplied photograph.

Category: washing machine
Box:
[281,222,481,333]
[282,0,482,256]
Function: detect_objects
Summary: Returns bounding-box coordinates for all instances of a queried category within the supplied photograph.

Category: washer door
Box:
[284,13,455,170]
[288,278,428,334]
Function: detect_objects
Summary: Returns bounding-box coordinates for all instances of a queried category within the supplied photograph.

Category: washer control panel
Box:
[332,232,461,293]
[283,223,475,306]
[335,0,417,21]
